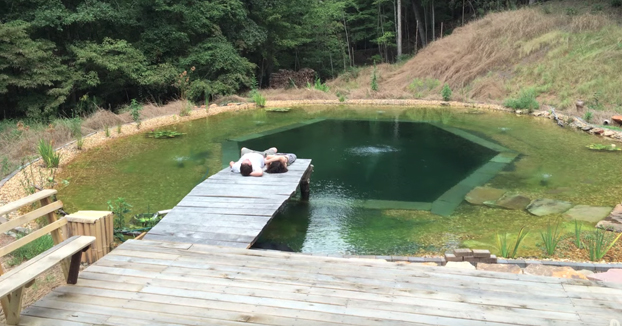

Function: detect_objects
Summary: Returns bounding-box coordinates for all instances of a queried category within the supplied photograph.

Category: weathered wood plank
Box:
[0,189,57,217]
[142,234,250,247]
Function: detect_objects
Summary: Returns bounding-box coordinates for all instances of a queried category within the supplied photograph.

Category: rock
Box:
[596,204,622,232]
[576,100,585,110]
[604,129,616,137]
[527,199,573,216]
[477,263,522,274]
[587,269,622,283]
[612,115,622,125]
[209,103,218,108]
[590,128,605,135]
[564,205,613,223]
[581,126,593,132]
[515,110,523,114]
[465,187,506,205]
[445,261,476,270]
[524,265,588,280]
[532,110,550,117]
[576,269,594,277]
[492,194,532,210]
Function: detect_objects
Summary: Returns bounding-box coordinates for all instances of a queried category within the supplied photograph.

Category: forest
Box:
[0,0,534,120]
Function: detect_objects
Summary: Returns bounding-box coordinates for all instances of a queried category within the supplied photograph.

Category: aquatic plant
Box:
[441,84,452,101]
[37,139,60,168]
[574,220,583,249]
[583,229,621,261]
[587,143,621,151]
[540,220,563,256]
[147,130,186,139]
[583,111,593,123]
[497,227,529,258]
[265,107,291,112]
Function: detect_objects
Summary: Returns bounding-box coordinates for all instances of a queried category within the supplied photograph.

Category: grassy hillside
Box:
[267,2,622,118]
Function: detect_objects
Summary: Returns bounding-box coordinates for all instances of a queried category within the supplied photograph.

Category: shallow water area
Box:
[57,106,622,258]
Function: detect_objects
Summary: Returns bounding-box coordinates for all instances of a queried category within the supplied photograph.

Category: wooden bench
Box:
[0,189,95,325]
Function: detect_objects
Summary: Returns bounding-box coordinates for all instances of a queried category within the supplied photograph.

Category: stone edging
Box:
[288,251,622,272]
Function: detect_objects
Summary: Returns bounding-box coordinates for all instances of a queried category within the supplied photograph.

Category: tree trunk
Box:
[412,0,427,47]
[397,0,402,58]
[432,0,435,41]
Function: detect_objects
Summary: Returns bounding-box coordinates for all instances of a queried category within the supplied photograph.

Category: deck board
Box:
[19,239,622,326]
[144,159,312,248]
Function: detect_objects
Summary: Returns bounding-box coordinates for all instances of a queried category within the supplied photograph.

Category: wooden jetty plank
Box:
[145,159,312,246]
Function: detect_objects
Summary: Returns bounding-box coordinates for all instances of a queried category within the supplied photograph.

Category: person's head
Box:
[266,160,288,174]
[240,159,253,176]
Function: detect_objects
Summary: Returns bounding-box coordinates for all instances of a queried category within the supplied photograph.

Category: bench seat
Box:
[0,236,95,324]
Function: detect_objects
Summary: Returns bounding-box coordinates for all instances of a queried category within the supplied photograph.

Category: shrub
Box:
[371,64,379,92]
[540,221,563,256]
[584,111,593,123]
[336,92,347,102]
[497,227,529,258]
[8,234,54,266]
[408,78,440,98]
[313,78,330,92]
[584,229,621,261]
[441,84,452,101]
[565,7,578,15]
[129,99,143,129]
[503,88,539,112]
[251,90,266,107]
[38,139,60,168]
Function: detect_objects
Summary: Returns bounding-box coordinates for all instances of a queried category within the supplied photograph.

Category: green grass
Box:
[8,234,54,266]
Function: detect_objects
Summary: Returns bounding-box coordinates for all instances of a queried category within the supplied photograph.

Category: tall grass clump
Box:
[497,227,529,258]
[251,90,266,107]
[540,220,563,256]
[313,78,330,92]
[371,64,379,92]
[129,99,143,129]
[37,139,60,168]
[574,220,583,249]
[105,125,110,137]
[583,111,593,123]
[441,84,452,101]
[504,88,539,112]
[583,229,621,261]
[69,117,84,150]
[8,234,54,266]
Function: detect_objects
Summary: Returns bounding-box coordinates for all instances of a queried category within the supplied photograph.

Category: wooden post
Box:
[299,164,314,201]
[65,211,113,264]
[67,247,89,284]
[3,287,23,325]
[39,197,69,277]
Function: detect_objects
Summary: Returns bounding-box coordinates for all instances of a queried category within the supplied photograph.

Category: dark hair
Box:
[266,161,288,174]
[240,163,253,176]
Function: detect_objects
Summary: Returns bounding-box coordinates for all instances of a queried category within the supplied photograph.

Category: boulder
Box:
[477,263,522,274]
[603,129,616,137]
[564,205,613,223]
[465,187,506,205]
[612,115,622,126]
[590,128,605,135]
[492,194,532,210]
[576,100,585,110]
[523,265,588,280]
[587,269,622,283]
[596,204,622,232]
[527,199,573,216]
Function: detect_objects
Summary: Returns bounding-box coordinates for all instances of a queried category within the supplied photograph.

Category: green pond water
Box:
[58,106,622,257]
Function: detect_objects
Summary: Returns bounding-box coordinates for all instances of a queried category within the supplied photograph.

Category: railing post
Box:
[299,164,314,201]
[39,197,69,277]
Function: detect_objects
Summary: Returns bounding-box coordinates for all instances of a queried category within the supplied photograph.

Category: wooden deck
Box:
[17,239,622,326]
[145,159,312,248]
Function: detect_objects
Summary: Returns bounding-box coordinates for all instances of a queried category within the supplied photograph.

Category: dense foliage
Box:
[1,0,531,119]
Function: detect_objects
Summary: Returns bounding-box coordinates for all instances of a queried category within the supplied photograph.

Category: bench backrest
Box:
[0,189,66,274]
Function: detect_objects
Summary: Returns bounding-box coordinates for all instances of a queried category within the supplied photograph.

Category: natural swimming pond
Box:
[58,106,622,258]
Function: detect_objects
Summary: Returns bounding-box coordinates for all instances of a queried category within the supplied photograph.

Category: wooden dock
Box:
[144,159,313,248]
[17,239,622,326]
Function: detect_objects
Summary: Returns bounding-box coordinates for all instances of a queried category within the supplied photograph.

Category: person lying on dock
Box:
[265,153,297,174]
[229,147,277,177]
